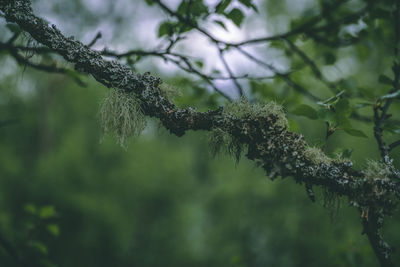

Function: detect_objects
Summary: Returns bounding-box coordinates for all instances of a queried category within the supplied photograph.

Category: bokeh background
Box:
[1,0,400,266]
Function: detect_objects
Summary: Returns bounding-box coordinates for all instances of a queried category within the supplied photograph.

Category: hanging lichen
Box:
[100,88,146,147]
[209,128,243,163]
[322,188,341,221]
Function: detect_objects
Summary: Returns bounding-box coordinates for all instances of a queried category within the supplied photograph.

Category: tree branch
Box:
[0,1,398,266]
[373,2,400,165]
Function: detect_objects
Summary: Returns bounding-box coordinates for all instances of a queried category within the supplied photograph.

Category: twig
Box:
[389,140,400,151]
[236,46,321,101]
[284,38,338,94]
[218,49,244,97]
[373,2,400,164]
[87,31,102,47]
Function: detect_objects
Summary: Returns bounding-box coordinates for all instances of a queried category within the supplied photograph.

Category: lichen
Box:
[224,97,288,128]
[100,88,146,147]
[209,128,243,162]
[322,188,340,221]
[159,83,182,101]
[364,160,392,181]
[304,146,333,165]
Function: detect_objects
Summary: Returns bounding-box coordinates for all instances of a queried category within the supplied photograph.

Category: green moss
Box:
[304,147,332,165]
[364,160,391,181]
[224,98,288,128]
[100,88,146,147]
[209,128,243,162]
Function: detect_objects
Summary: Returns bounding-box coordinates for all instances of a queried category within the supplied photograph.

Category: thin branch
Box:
[236,46,321,101]
[218,49,244,97]
[153,0,219,43]
[0,42,87,86]
[373,2,400,164]
[362,213,394,267]
[389,140,400,151]
[87,31,102,47]
[284,38,338,94]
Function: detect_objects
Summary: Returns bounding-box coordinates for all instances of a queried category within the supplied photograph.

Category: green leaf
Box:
[195,60,204,68]
[29,241,48,255]
[177,1,188,15]
[238,0,252,7]
[343,128,368,138]
[225,8,245,27]
[292,104,318,119]
[378,74,393,86]
[238,0,258,11]
[358,87,376,100]
[214,19,227,30]
[191,0,209,17]
[382,121,400,134]
[39,206,56,219]
[334,99,352,126]
[158,22,174,37]
[24,204,37,215]
[317,108,335,125]
[179,0,208,17]
[323,52,336,65]
[145,0,155,5]
[215,0,232,14]
[46,224,60,237]
[212,69,221,74]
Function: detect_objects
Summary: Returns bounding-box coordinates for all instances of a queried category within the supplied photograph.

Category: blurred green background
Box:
[1,0,400,266]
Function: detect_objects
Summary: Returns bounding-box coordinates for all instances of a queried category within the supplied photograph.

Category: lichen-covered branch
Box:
[0,1,399,266]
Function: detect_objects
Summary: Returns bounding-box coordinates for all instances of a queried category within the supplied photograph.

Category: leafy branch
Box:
[0,0,399,266]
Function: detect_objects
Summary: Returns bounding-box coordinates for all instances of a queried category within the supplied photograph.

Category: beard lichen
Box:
[209,128,243,163]
[100,88,146,147]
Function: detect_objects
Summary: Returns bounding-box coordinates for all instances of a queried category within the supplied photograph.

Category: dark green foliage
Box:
[225,8,245,27]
